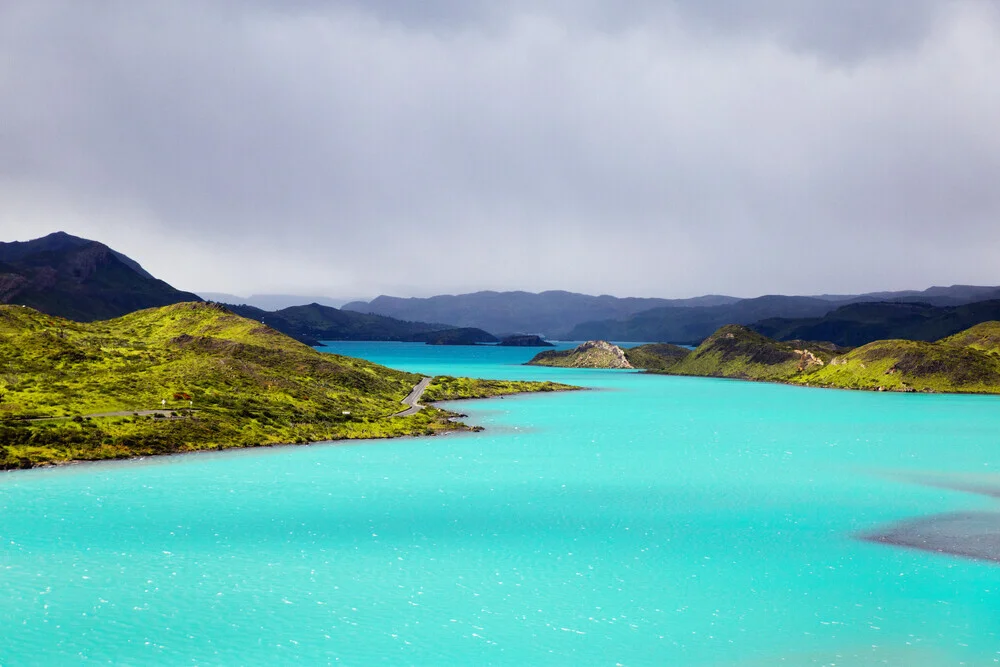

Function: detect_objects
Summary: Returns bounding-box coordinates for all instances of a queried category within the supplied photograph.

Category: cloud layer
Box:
[2,1,998,298]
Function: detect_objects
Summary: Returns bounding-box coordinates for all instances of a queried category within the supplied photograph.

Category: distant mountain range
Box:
[811,285,1000,306]
[345,286,1000,342]
[566,295,840,343]
[0,232,202,321]
[7,232,1000,349]
[342,291,740,336]
[0,233,467,343]
[198,293,352,310]
[753,300,1000,347]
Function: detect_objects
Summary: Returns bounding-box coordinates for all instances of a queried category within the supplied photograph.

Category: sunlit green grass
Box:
[423,376,578,402]
[0,303,569,468]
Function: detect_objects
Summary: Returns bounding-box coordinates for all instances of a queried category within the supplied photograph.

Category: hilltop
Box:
[664,325,840,381]
[0,302,577,469]
[939,321,1000,353]
[0,232,202,321]
[800,324,1000,393]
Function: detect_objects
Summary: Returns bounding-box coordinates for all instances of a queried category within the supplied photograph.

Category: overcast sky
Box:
[2,1,999,299]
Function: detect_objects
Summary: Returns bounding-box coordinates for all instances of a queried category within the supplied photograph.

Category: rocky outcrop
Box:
[527,340,633,369]
[575,341,632,368]
[794,348,825,371]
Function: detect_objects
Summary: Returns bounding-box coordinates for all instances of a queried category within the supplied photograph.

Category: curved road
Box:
[394,377,432,417]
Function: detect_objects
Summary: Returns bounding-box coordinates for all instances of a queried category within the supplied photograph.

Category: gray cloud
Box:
[1,1,999,299]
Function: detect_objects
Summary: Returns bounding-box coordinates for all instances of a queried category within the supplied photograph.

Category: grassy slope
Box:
[623,343,691,371]
[423,376,578,402]
[0,303,569,468]
[800,330,1000,393]
[665,325,836,381]
[938,321,1000,353]
[653,322,1000,395]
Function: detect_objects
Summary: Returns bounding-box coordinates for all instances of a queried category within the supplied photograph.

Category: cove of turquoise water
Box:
[2,342,1000,665]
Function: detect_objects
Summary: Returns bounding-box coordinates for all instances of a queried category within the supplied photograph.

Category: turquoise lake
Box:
[2,342,1000,665]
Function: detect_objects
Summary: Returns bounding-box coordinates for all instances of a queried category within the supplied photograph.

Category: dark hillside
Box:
[567,296,841,343]
[0,232,200,321]
[343,290,740,337]
[226,302,456,343]
[753,300,1000,347]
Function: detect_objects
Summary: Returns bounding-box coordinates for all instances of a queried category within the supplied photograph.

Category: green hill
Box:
[664,325,838,381]
[623,343,691,371]
[650,322,1000,395]
[0,303,572,468]
[0,232,202,321]
[801,326,1000,393]
[938,321,1000,354]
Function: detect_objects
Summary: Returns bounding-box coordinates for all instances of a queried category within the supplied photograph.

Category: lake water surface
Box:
[2,342,999,665]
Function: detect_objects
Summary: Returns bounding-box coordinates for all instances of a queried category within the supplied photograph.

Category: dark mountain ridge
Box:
[225,302,460,345]
[342,290,740,337]
[566,295,842,344]
[815,285,1000,306]
[345,286,1000,342]
[0,232,201,321]
[752,300,1000,347]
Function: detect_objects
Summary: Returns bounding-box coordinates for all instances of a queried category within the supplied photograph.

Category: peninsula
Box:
[0,302,578,469]
[527,323,1000,395]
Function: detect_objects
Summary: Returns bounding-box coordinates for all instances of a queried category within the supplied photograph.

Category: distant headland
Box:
[528,323,1000,395]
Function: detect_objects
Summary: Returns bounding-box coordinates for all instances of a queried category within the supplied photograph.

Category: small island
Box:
[407,327,499,345]
[499,334,554,347]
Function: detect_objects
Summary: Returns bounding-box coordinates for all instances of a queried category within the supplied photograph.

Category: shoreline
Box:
[2,387,583,473]
[642,369,1000,397]
[10,411,477,473]
[530,363,1000,398]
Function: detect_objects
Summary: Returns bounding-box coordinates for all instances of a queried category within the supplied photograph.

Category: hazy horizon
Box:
[196,283,1000,307]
